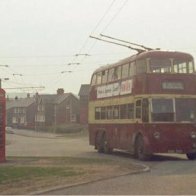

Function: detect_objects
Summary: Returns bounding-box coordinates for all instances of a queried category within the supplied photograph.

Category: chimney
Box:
[57,88,64,95]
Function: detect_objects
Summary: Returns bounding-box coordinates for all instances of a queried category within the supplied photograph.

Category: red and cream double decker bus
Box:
[88,50,196,160]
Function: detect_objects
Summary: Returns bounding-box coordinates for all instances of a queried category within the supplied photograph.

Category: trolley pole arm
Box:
[100,34,154,51]
[89,35,144,53]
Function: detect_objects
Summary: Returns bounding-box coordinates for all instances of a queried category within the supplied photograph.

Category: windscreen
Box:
[151,99,174,122]
[176,98,196,122]
[151,98,196,122]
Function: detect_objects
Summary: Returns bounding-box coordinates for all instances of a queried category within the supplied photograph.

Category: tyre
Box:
[102,133,113,154]
[186,153,196,160]
[96,133,104,153]
[135,135,151,161]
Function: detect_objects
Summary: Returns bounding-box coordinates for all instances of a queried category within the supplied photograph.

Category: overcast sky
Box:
[0,0,196,95]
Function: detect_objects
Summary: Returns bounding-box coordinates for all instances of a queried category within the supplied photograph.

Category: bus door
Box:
[135,98,149,132]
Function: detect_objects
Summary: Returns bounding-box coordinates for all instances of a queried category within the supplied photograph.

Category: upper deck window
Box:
[129,62,136,77]
[91,74,96,85]
[108,66,121,82]
[122,64,129,78]
[114,66,121,80]
[150,58,194,74]
[136,59,147,74]
[173,59,195,73]
[96,72,102,85]
[150,58,172,73]
[108,68,114,82]
[102,70,108,84]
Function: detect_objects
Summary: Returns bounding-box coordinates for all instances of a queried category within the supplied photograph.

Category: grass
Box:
[0,166,82,184]
[0,156,140,194]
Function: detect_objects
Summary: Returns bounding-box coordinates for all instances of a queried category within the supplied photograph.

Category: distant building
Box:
[35,88,79,129]
[78,84,90,124]
[6,94,36,129]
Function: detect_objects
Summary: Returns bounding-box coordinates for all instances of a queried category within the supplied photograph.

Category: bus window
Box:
[150,58,172,73]
[91,74,96,85]
[108,68,114,82]
[136,59,147,74]
[120,104,128,119]
[151,99,174,122]
[96,72,102,84]
[95,107,101,120]
[122,64,129,79]
[113,106,119,119]
[176,98,196,122]
[178,62,187,73]
[107,106,113,119]
[129,62,135,77]
[173,59,195,74]
[101,107,106,119]
[102,70,108,84]
[128,103,134,119]
[188,61,195,73]
[114,66,121,80]
[136,100,142,119]
[142,99,149,122]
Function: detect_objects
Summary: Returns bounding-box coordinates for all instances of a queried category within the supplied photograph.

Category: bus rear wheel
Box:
[97,133,113,154]
[186,152,196,160]
[135,135,151,161]
[102,134,113,154]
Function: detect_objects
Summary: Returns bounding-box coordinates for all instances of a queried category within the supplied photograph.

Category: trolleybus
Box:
[88,49,196,160]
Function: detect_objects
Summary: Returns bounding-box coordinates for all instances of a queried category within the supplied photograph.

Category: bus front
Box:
[135,51,196,160]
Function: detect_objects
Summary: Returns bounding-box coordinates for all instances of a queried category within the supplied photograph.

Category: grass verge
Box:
[0,156,142,195]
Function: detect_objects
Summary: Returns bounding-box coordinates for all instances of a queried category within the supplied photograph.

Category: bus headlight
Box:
[190,132,196,139]
[153,131,160,139]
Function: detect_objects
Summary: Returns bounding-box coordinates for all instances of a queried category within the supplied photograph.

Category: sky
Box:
[0,0,196,95]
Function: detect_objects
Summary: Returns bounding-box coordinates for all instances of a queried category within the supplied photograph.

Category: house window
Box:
[20,116,25,124]
[12,117,17,123]
[36,114,45,122]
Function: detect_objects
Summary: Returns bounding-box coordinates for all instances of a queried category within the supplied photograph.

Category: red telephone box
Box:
[0,88,5,162]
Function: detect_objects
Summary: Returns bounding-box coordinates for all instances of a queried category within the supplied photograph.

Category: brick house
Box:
[78,84,90,124]
[35,89,79,129]
[6,95,36,129]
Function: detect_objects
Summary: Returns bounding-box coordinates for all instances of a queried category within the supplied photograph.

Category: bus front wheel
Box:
[135,135,151,161]
[186,152,196,160]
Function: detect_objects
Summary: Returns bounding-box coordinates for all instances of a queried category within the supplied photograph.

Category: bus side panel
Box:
[89,123,139,152]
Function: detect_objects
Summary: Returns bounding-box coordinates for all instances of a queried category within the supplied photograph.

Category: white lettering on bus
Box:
[97,80,132,98]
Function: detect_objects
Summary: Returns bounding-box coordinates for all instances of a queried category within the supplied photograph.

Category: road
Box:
[6,130,196,195]
[44,153,196,195]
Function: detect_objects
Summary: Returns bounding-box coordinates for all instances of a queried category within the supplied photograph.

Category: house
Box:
[6,94,36,129]
[35,88,79,129]
[78,84,90,124]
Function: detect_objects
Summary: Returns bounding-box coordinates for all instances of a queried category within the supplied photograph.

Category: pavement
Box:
[7,128,62,139]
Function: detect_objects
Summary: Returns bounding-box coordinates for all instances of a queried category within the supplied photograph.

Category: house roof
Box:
[37,93,78,104]
[6,97,35,110]
[78,84,90,96]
